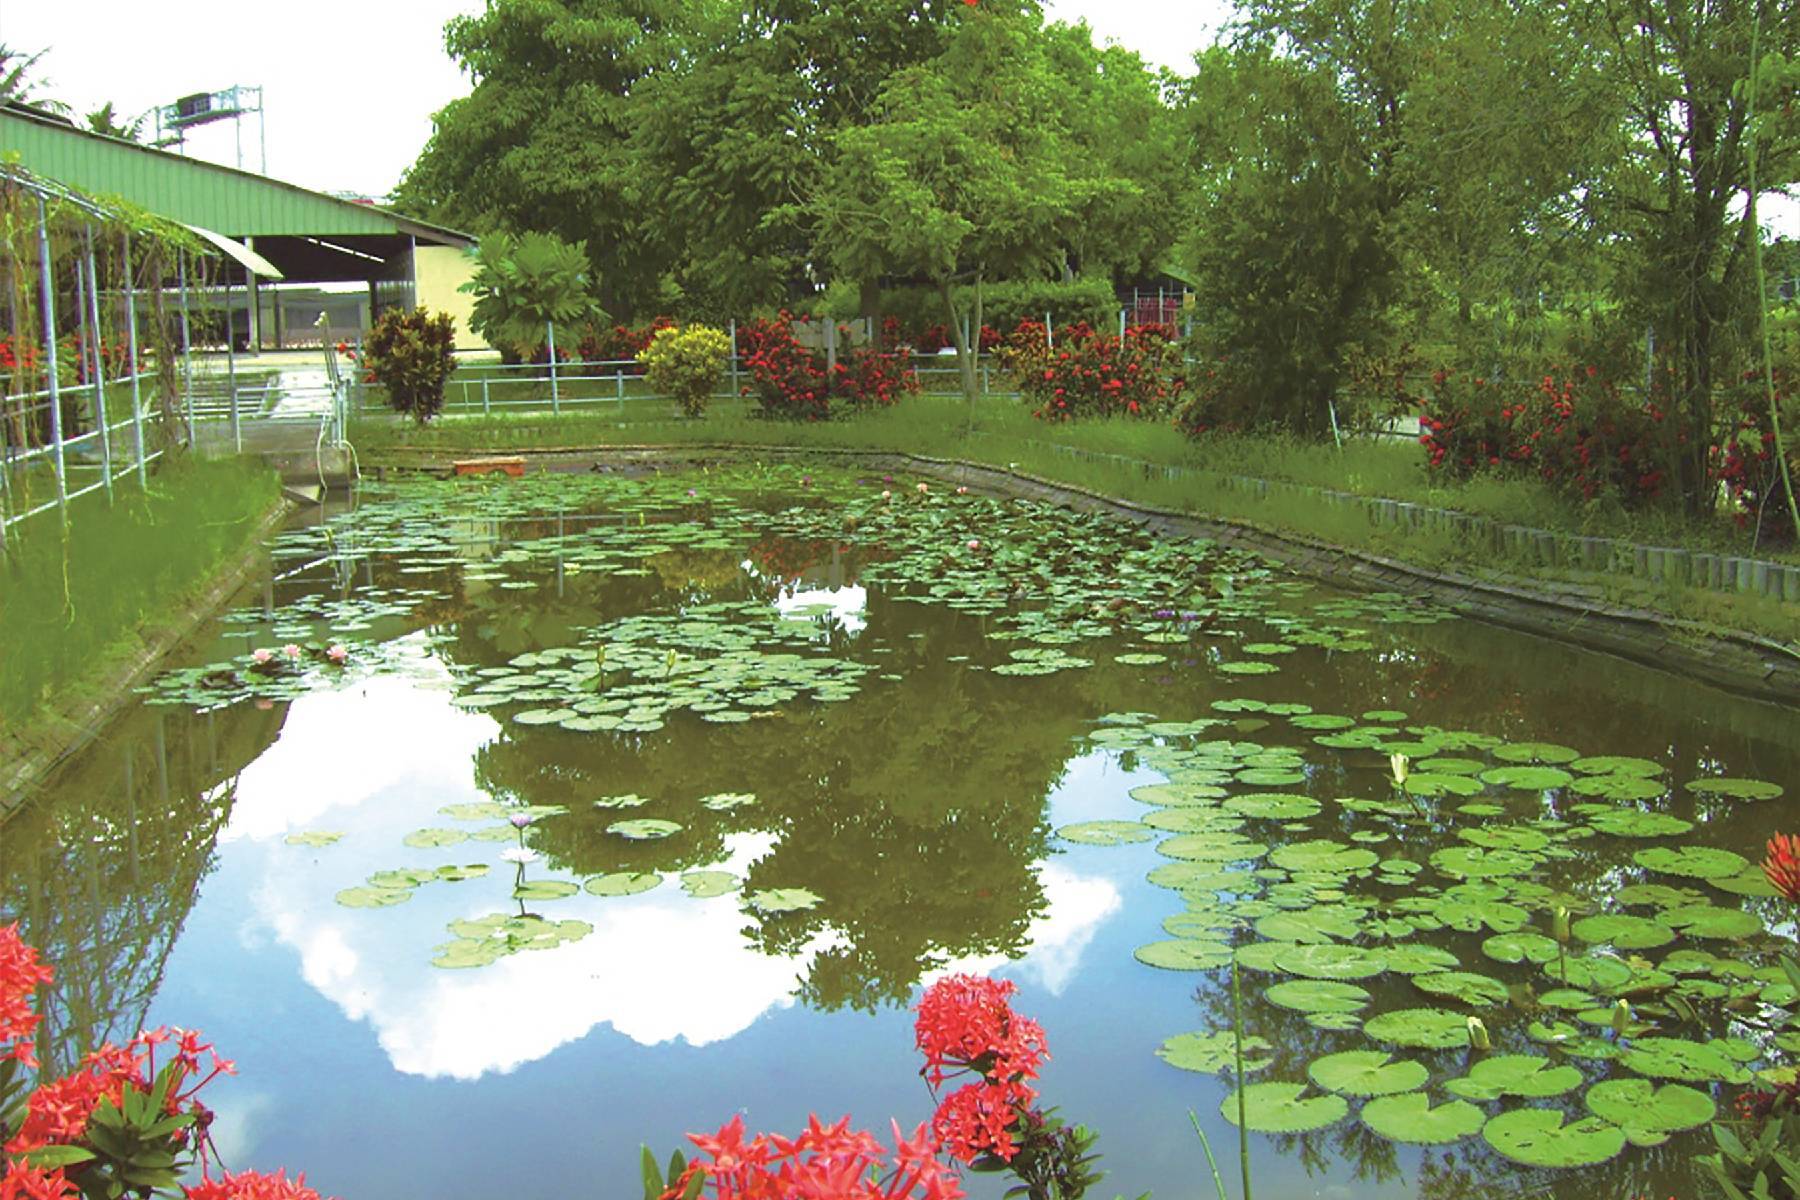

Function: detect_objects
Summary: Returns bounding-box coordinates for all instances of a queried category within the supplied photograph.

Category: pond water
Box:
[4,463,1798,1200]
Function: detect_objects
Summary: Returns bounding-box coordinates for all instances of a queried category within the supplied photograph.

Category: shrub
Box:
[358,308,457,423]
[737,314,917,420]
[639,324,732,418]
[1000,320,1185,421]
[1415,370,1523,478]
[460,231,603,362]
[1715,365,1800,543]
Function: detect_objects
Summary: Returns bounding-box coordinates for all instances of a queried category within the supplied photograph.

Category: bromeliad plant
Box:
[0,924,326,1200]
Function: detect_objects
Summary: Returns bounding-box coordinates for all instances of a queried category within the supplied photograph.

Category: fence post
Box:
[177,251,194,446]
[1119,308,1127,338]
[35,198,67,510]
[227,274,240,452]
[616,365,625,408]
[123,230,146,485]
[729,319,741,398]
[1045,312,1053,349]
[482,376,491,416]
[83,226,114,498]
[547,319,560,415]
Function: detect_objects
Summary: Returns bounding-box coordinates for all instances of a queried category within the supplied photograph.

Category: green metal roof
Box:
[0,104,474,246]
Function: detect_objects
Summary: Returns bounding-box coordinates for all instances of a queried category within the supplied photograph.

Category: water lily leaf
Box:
[1632,846,1749,879]
[1382,945,1463,975]
[438,802,510,821]
[1544,954,1634,992]
[1527,1021,1621,1058]
[698,792,757,811]
[1143,808,1233,834]
[433,864,489,882]
[1403,773,1483,798]
[594,793,653,809]
[1225,793,1322,820]
[1158,835,1268,864]
[1445,1054,1583,1100]
[1710,870,1779,898]
[1413,971,1509,1007]
[1684,777,1784,801]
[1360,1093,1485,1145]
[1265,980,1371,1014]
[1584,1079,1714,1133]
[1307,1051,1427,1097]
[1269,840,1378,874]
[1619,1037,1753,1084]
[1482,932,1560,965]
[1492,742,1581,765]
[1220,1083,1348,1133]
[1571,914,1675,949]
[1363,1007,1469,1049]
[1254,907,1364,944]
[514,879,580,900]
[285,831,344,848]
[1571,756,1664,777]
[1582,809,1691,837]
[368,868,435,889]
[747,887,823,914]
[608,818,683,840]
[430,938,507,970]
[403,828,468,849]
[1131,783,1229,808]
[1158,1031,1275,1075]
[335,885,412,908]
[1291,714,1356,730]
[584,871,662,897]
[1058,820,1156,846]
[1480,766,1574,791]
[680,870,741,898]
[1482,1110,1625,1168]
[1274,944,1387,979]
[1429,846,1536,878]
[1571,775,1668,801]
[1136,939,1234,971]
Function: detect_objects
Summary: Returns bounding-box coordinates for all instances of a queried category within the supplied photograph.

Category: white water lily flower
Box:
[499,847,539,865]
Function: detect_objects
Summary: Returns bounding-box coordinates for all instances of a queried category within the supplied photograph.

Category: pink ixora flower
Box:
[956,486,968,495]
[326,644,348,665]
[281,644,303,661]
[251,648,273,665]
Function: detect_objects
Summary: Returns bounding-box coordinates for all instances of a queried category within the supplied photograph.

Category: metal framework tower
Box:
[151,85,266,174]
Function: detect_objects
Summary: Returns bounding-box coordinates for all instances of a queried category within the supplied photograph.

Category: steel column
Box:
[83,225,113,498]
[35,198,67,509]
[122,231,146,485]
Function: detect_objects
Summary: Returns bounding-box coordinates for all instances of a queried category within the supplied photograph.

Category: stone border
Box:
[372,443,1800,707]
[0,498,294,817]
[984,437,1800,605]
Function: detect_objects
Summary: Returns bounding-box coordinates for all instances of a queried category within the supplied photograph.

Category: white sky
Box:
[0,1,1234,198]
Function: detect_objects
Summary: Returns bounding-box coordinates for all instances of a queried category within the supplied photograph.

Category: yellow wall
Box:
[414,245,488,351]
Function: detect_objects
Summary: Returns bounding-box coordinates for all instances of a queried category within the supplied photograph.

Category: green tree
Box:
[83,102,146,141]
[460,231,605,362]
[811,3,1141,405]
[394,0,695,318]
[1587,0,1800,515]
[0,45,53,105]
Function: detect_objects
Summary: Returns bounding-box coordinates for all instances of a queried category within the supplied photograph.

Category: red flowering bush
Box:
[1001,321,1185,421]
[657,1114,962,1200]
[737,314,918,420]
[1714,367,1800,543]
[1415,364,1677,509]
[575,318,677,372]
[0,924,326,1200]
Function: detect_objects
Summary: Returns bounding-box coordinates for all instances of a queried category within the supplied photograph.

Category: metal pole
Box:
[35,198,67,509]
[83,226,113,498]
[227,272,240,452]
[123,231,146,485]
[547,319,560,414]
[178,250,194,445]
[728,319,741,398]
[1119,308,1126,338]
[1045,312,1054,349]
[482,376,491,416]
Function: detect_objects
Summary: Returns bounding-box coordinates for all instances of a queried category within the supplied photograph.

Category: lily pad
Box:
[1632,846,1749,880]
[1265,980,1371,1014]
[1479,766,1574,791]
[680,870,741,898]
[1360,1093,1485,1145]
[1220,1082,1348,1133]
[1307,1050,1427,1097]
[403,828,469,849]
[284,831,344,848]
[334,885,412,908]
[1136,939,1234,971]
[1274,944,1387,979]
[747,888,824,914]
[1158,1030,1275,1075]
[1571,913,1675,950]
[584,871,662,897]
[1413,971,1510,1007]
[1684,777,1784,801]
[1445,1054,1583,1100]
[1482,1110,1625,1168]
[1619,1037,1753,1084]
[1363,1007,1469,1049]
[1058,820,1156,846]
[1584,1079,1714,1133]
[608,818,683,840]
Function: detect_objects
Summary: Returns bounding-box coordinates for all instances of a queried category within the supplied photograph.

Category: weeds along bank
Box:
[0,458,281,745]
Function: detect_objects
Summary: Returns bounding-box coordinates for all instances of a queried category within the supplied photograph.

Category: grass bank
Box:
[350,397,1800,643]
[0,458,282,732]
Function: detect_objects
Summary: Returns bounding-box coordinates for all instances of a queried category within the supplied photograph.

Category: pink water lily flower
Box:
[281,644,303,661]
[326,644,349,664]
[956,486,968,495]
[508,812,535,829]
[881,490,892,500]
[967,539,981,551]
[251,648,274,664]
[916,482,929,494]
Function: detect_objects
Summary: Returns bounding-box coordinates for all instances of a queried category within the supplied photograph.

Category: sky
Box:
[0,0,1235,198]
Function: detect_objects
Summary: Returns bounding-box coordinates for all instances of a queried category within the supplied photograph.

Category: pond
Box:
[3,463,1797,1200]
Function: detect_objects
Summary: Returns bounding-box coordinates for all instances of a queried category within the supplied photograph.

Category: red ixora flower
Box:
[913,975,1047,1089]
[0,922,53,1068]
[1764,833,1800,902]
[182,1171,330,1200]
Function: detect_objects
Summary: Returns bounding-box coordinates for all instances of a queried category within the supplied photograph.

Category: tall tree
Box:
[393,0,698,318]
[1588,0,1800,514]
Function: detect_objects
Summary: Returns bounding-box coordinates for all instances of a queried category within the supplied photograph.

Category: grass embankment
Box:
[0,458,281,732]
[350,397,1800,643]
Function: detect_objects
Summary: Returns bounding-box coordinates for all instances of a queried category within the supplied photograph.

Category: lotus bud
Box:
[1388,753,1409,787]
[1466,1016,1491,1051]
[1611,998,1631,1038]
[1551,905,1571,946]
[665,650,679,673]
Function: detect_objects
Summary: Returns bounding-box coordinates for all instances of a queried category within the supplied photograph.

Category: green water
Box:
[3,463,1797,1200]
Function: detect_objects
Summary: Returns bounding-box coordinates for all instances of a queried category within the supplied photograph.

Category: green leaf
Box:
[1632,846,1749,879]
[584,871,663,897]
[1619,1037,1753,1084]
[1444,1054,1583,1100]
[747,888,823,914]
[1058,820,1156,846]
[1220,1082,1348,1133]
[680,870,741,899]
[1584,1079,1714,1133]
[1482,1110,1626,1168]
[1136,939,1234,971]
[608,818,683,840]
[1157,1030,1275,1075]
[402,827,469,849]
[1363,1007,1469,1049]
[1265,980,1371,1013]
[1360,1093,1485,1145]
[1306,1050,1427,1097]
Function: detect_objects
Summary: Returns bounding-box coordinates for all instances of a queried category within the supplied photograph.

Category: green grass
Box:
[349,395,1800,642]
[0,457,281,730]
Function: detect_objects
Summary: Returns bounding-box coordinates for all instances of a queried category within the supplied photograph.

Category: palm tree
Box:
[84,101,146,140]
[0,43,56,105]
